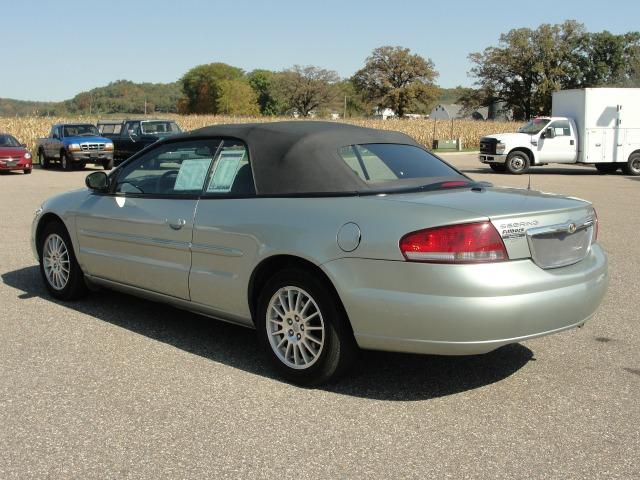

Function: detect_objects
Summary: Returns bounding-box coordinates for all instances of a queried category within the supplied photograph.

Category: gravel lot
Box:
[1,155,638,479]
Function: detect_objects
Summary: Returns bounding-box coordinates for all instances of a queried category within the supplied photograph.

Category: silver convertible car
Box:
[32,122,608,385]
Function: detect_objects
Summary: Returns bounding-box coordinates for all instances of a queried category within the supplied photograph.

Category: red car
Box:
[0,133,33,174]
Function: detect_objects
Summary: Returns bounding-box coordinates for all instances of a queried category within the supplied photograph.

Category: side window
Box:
[205,140,255,195]
[126,122,141,136]
[114,140,220,196]
[549,120,571,137]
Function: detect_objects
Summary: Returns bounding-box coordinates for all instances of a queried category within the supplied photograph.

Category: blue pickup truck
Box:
[36,124,115,170]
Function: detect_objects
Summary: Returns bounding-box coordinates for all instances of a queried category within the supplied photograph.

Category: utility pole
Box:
[144,98,147,115]
[343,95,347,119]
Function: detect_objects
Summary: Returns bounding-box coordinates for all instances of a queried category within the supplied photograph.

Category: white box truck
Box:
[478,88,640,175]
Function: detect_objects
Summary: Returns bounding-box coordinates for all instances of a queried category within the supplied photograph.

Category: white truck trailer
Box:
[479,88,640,175]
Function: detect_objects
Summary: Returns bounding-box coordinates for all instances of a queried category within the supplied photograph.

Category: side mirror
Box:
[53,134,59,139]
[85,171,109,192]
[21,143,27,148]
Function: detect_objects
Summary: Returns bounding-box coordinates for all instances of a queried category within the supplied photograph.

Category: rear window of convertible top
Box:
[338,143,466,188]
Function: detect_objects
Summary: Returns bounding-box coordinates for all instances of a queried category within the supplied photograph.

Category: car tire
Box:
[38,220,88,301]
[103,158,114,171]
[489,163,507,173]
[61,150,72,171]
[505,151,530,175]
[39,149,50,169]
[76,161,87,171]
[24,168,32,174]
[623,153,640,176]
[595,163,619,174]
[256,268,357,386]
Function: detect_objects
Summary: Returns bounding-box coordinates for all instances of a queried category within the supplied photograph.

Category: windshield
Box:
[518,118,550,135]
[0,135,21,147]
[338,143,469,192]
[141,121,181,135]
[63,124,99,137]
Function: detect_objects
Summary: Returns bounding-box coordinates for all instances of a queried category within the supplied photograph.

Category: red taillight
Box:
[400,221,508,263]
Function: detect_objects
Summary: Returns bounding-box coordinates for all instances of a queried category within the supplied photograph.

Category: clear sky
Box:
[2,0,639,101]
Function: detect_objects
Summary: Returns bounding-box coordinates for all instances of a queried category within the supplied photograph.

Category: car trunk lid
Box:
[379,186,596,267]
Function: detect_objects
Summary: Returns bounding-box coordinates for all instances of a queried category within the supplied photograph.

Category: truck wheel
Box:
[103,158,114,171]
[39,149,50,169]
[595,163,619,174]
[489,163,506,173]
[61,151,72,171]
[623,153,640,176]
[505,151,530,175]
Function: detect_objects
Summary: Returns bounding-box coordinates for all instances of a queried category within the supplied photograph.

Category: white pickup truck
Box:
[479,88,640,176]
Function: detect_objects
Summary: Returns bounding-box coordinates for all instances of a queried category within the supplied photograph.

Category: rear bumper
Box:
[322,245,608,355]
[479,153,507,164]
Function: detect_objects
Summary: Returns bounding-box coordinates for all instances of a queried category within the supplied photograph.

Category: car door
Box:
[75,138,221,300]
[536,120,577,163]
[189,140,259,322]
[46,127,60,157]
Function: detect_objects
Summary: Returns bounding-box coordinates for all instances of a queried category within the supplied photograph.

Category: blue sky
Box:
[3,0,639,101]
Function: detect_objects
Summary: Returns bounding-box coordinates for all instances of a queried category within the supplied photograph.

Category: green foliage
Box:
[0,98,63,116]
[65,80,182,114]
[216,80,260,115]
[352,46,439,117]
[179,63,245,114]
[273,65,340,117]
[247,70,283,115]
[469,21,640,119]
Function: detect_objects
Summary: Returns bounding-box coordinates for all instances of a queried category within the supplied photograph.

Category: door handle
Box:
[617,143,623,147]
[570,140,575,145]
[595,143,601,147]
[166,218,186,230]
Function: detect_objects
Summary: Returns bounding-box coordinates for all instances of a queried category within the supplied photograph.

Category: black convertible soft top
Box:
[177,121,423,195]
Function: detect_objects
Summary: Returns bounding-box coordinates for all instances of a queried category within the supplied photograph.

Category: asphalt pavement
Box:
[0,156,638,479]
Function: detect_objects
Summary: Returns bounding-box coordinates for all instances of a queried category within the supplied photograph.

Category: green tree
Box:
[575,31,640,86]
[469,22,640,119]
[274,65,340,117]
[352,46,439,117]
[216,79,260,115]
[179,63,245,113]
[469,21,585,119]
[247,69,283,115]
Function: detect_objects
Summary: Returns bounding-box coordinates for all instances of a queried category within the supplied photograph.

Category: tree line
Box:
[176,21,640,120]
[2,20,638,120]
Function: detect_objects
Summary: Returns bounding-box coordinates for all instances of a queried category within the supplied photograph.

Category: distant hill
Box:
[0,80,182,116]
[0,98,61,116]
[1,80,469,117]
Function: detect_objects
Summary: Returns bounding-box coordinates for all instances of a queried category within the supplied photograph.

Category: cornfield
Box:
[0,114,522,161]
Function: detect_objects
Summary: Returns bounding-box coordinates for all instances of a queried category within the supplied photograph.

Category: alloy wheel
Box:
[43,233,70,290]
[266,286,325,369]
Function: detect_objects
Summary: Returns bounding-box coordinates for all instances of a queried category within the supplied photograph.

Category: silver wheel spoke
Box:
[43,233,70,291]
[265,285,325,370]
